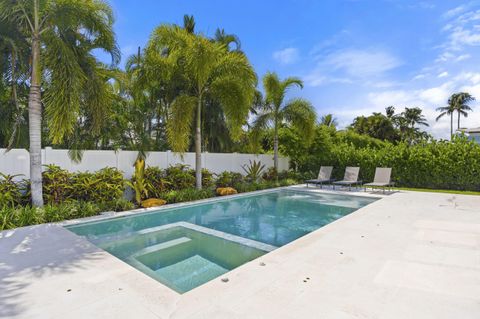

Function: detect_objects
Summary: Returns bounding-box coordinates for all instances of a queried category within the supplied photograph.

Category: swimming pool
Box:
[66,189,377,293]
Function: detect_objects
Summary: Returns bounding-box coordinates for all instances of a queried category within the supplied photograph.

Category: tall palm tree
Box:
[436,96,456,140]
[0,0,119,206]
[452,92,475,129]
[320,114,338,128]
[252,72,316,172]
[147,25,256,189]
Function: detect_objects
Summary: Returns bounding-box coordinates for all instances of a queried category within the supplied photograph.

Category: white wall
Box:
[0,148,289,179]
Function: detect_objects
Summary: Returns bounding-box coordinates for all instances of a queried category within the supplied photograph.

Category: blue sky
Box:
[109,0,480,138]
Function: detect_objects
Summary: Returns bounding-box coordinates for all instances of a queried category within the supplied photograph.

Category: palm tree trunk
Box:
[195,96,202,189]
[273,118,279,172]
[450,113,453,141]
[29,1,44,207]
[457,111,460,130]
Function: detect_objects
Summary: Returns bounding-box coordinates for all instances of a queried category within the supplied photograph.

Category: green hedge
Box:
[294,134,480,191]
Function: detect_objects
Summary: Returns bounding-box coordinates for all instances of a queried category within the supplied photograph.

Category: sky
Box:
[107,0,480,139]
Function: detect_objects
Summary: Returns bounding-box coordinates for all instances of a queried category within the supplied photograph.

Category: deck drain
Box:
[221,277,229,283]
[259,262,266,266]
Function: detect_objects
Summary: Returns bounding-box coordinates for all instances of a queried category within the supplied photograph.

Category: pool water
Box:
[67,189,377,293]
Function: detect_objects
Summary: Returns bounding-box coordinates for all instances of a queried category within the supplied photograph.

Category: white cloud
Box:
[305,48,402,87]
[273,47,299,65]
[437,71,449,78]
[443,5,466,19]
[437,9,480,63]
[412,74,426,80]
[455,53,471,61]
[324,49,402,77]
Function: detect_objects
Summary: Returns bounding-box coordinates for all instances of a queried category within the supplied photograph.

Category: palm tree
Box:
[0,0,119,206]
[436,96,457,140]
[385,106,396,119]
[182,14,196,34]
[402,107,429,128]
[320,114,338,128]
[452,92,475,129]
[147,25,256,189]
[213,28,241,52]
[252,72,316,172]
[0,18,29,150]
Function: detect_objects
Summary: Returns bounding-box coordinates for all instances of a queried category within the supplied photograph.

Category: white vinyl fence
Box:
[0,148,289,179]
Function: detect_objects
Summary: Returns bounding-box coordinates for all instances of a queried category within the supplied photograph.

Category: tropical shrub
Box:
[201,168,215,188]
[242,160,266,182]
[144,167,170,199]
[0,206,40,230]
[0,173,23,208]
[165,164,196,190]
[42,165,73,204]
[216,171,244,187]
[0,200,103,231]
[162,188,214,204]
[128,158,147,205]
[262,167,277,180]
[90,168,126,202]
[98,198,135,212]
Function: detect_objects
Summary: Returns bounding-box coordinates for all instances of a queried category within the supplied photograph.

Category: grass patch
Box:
[391,187,480,196]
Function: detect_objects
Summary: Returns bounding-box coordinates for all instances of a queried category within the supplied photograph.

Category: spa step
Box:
[131,236,192,258]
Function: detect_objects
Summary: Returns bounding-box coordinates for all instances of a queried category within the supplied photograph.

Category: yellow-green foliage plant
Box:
[128,158,148,205]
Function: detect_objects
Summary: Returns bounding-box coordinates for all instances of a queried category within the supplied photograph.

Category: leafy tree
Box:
[350,112,397,141]
[252,72,316,172]
[146,25,256,189]
[0,0,119,206]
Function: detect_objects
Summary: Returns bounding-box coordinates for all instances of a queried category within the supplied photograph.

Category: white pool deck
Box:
[1,186,479,319]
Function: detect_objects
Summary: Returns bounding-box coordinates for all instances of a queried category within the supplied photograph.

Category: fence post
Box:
[116,149,121,170]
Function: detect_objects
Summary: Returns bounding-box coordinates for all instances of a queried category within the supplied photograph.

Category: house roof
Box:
[459,127,480,133]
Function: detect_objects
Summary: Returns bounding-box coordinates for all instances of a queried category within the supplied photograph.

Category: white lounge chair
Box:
[332,167,362,191]
[305,166,334,188]
[364,167,394,193]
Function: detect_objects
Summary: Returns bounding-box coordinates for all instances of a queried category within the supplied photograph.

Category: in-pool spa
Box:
[66,189,377,293]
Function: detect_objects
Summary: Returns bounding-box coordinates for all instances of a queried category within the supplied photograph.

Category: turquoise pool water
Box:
[67,189,377,293]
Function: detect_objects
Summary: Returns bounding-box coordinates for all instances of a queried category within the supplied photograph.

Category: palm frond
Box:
[166,94,197,153]
[282,98,317,140]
